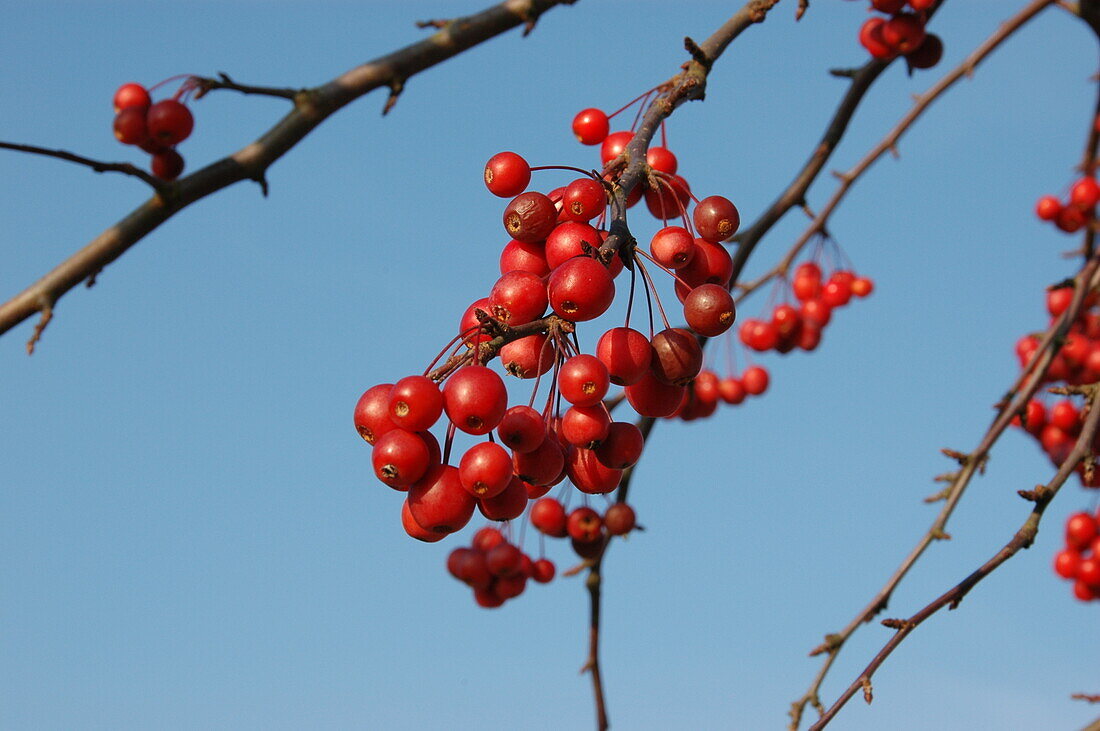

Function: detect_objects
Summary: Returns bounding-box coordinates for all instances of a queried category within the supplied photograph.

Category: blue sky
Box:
[2,1,1098,729]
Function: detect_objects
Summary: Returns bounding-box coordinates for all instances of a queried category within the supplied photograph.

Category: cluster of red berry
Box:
[111,81,195,180]
[666,365,770,422]
[1012,286,1100,483]
[856,1,943,71]
[739,262,874,354]
[1053,510,1100,601]
[1035,176,1100,234]
[354,97,746,606]
[447,526,555,608]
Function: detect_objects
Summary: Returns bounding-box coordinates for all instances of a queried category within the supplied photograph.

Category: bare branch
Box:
[0,141,167,191]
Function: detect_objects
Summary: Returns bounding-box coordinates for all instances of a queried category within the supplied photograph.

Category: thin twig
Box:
[0,141,167,191]
[191,72,300,100]
[809,378,1100,730]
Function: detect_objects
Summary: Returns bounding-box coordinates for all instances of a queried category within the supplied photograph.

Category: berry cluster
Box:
[447,527,555,608]
[111,81,195,181]
[355,101,744,606]
[1012,286,1100,482]
[856,1,943,71]
[667,365,770,422]
[1035,176,1100,234]
[738,262,874,355]
[1053,510,1100,601]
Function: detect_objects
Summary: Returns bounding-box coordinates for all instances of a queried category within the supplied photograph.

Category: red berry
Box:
[477,476,529,521]
[504,192,559,242]
[1066,511,1098,550]
[531,497,568,537]
[472,526,506,552]
[499,239,550,277]
[353,383,395,444]
[558,354,611,407]
[881,13,926,54]
[1054,549,1082,579]
[150,149,184,181]
[692,196,740,242]
[644,175,691,221]
[545,221,602,269]
[1036,195,1062,222]
[401,500,446,543]
[113,82,151,112]
[650,328,704,385]
[742,366,770,396]
[1070,177,1100,210]
[459,441,513,498]
[389,375,444,432]
[572,108,610,146]
[567,506,603,542]
[676,239,734,292]
[372,429,431,490]
[113,107,149,145]
[489,270,548,325]
[1047,287,1074,317]
[594,421,645,469]
[596,327,653,386]
[146,99,194,145]
[1056,206,1087,233]
[905,33,943,70]
[512,438,566,486]
[684,284,737,337]
[600,130,633,164]
[650,226,696,269]
[484,151,531,198]
[407,464,476,535]
[624,371,686,417]
[499,334,555,379]
[603,503,636,535]
[859,17,895,59]
[532,558,556,583]
[561,404,612,448]
[850,277,874,297]
[870,0,904,11]
[486,542,524,578]
[443,366,508,435]
[646,147,678,175]
[497,405,546,454]
[718,377,746,405]
[548,256,616,321]
[560,178,608,222]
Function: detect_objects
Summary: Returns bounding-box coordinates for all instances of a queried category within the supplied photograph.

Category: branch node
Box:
[941,448,970,465]
[880,617,913,630]
[383,78,405,116]
[26,301,53,355]
[808,633,843,657]
[930,527,952,541]
[683,36,713,71]
[861,677,874,704]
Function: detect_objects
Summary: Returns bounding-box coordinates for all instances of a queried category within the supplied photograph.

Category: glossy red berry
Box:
[548,256,615,322]
[646,147,678,175]
[850,277,874,298]
[499,239,550,277]
[676,239,734,292]
[1047,287,1074,317]
[599,130,633,164]
[532,558,556,583]
[692,195,740,242]
[603,503,636,536]
[596,327,653,386]
[644,175,691,221]
[459,441,513,498]
[486,542,524,578]
[1054,549,1082,579]
[353,383,395,444]
[372,429,431,490]
[684,284,736,337]
[477,476,529,521]
[406,465,475,535]
[742,366,770,396]
[146,99,194,145]
[572,108,610,146]
[650,328,704,385]
[1070,177,1100,210]
[389,375,444,432]
[624,371,686,417]
[558,354,611,407]
[443,366,508,435]
[545,221,602,269]
[497,405,546,453]
[718,377,746,405]
[489,270,548,325]
[401,500,446,543]
[859,17,895,59]
[594,421,644,469]
[113,82,151,112]
[1066,511,1098,550]
[499,334,555,379]
[650,226,696,269]
[512,438,566,486]
[567,506,603,542]
[484,151,531,197]
[561,178,607,222]
[150,149,184,181]
[530,497,568,537]
[1035,195,1062,221]
[561,404,612,448]
[882,13,926,54]
[504,192,558,242]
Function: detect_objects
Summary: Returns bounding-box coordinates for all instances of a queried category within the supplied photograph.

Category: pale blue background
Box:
[1,1,1097,729]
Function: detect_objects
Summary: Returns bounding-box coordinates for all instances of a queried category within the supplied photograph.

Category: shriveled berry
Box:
[504,192,558,242]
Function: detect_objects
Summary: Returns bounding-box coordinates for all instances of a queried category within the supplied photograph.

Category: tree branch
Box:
[0,141,168,191]
[0,0,577,352]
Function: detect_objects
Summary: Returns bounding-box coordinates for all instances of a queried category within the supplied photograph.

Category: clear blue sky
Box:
[2,1,1097,729]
